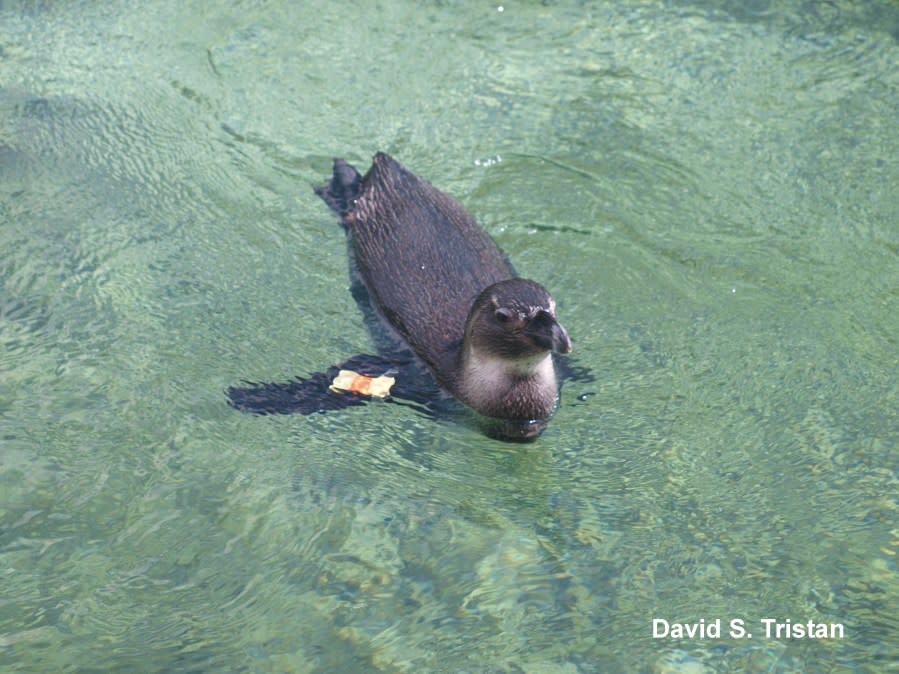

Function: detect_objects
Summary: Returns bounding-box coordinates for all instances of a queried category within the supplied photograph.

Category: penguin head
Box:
[465,279,571,365]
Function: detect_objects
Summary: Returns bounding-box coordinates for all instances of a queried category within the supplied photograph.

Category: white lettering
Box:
[652,619,722,639]
[729,618,747,639]
[761,618,845,639]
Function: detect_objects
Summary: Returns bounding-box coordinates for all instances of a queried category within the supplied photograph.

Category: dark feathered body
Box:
[317,153,512,389]
[314,152,571,435]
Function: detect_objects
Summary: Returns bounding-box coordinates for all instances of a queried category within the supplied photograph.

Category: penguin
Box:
[228,153,580,440]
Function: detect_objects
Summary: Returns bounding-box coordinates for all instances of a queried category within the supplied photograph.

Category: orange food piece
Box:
[329,370,395,398]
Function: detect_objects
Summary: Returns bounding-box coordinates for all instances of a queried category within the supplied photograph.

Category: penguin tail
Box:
[314,158,362,218]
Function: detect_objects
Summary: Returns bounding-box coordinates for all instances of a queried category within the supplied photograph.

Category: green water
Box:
[1,1,897,672]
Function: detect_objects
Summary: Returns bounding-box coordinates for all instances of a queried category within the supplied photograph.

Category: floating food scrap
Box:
[329,370,395,398]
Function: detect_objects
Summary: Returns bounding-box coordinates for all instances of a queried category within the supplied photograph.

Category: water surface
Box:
[1,1,897,672]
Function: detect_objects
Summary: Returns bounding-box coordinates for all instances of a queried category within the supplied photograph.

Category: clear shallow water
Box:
[1,1,897,672]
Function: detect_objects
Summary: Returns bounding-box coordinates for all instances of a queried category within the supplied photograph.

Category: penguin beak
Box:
[526,311,572,354]
[550,320,572,354]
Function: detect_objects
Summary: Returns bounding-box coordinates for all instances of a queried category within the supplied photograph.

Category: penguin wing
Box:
[226,353,440,416]
[556,356,594,385]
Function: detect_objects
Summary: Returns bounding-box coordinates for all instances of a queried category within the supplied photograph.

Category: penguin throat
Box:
[458,346,557,420]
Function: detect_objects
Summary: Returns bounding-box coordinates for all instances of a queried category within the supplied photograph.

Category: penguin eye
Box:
[494,308,515,324]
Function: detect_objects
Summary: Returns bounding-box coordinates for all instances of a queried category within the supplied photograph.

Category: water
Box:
[1,1,897,672]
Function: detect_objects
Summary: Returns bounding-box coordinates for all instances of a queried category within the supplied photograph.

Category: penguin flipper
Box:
[227,367,366,415]
[556,356,595,385]
[227,353,438,416]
